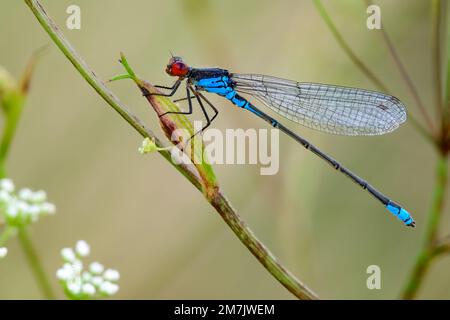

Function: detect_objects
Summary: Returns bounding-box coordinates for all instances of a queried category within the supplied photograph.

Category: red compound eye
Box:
[166,60,189,77]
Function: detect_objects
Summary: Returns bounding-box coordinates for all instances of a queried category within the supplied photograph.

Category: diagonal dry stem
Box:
[24,0,318,300]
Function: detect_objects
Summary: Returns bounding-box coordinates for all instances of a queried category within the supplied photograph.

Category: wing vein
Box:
[231,73,407,136]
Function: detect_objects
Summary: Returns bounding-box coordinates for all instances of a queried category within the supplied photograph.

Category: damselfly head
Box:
[166,56,190,77]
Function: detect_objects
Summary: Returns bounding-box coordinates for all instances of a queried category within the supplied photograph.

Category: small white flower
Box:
[41,202,56,214]
[82,271,92,282]
[103,269,120,282]
[56,268,66,280]
[5,203,19,218]
[59,263,75,279]
[0,179,14,193]
[82,283,96,296]
[61,248,76,262]
[99,281,119,295]
[72,260,83,274]
[67,281,82,295]
[75,240,90,257]
[56,266,73,281]
[138,138,150,154]
[89,262,104,274]
[56,240,120,299]
[0,247,7,258]
[90,276,104,287]
[18,188,33,201]
[27,204,42,217]
[30,190,46,203]
[0,179,54,227]
[17,201,31,214]
[0,190,11,202]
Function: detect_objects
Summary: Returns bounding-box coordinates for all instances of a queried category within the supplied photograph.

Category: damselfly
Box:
[144,56,415,227]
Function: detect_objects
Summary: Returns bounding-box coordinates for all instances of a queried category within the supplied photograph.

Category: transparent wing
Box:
[231,73,407,136]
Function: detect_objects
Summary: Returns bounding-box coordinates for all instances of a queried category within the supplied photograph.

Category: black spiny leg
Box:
[173,96,191,103]
[182,86,219,147]
[159,83,193,118]
[167,87,218,128]
[180,86,220,150]
[194,89,219,126]
[143,78,182,97]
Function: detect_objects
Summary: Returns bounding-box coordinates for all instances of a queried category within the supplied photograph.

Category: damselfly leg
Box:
[158,84,193,118]
[147,80,219,149]
[193,89,219,127]
[143,78,182,97]
[189,85,219,132]
[179,85,219,149]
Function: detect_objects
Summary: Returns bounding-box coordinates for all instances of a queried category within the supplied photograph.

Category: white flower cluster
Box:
[0,178,55,227]
[0,247,7,259]
[56,240,120,299]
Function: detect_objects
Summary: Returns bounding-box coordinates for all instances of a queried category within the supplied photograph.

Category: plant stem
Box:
[366,0,435,134]
[0,58,55,299]
[210,190,318,299]
[433,235,450,256]
[17,228,55,299]
[313,0,388,92]
[444,0,450,135]
[25,0,201,191]
[433,0,444,120]
[401,155,448,299]
[23,0,318,299]
[0,47,40,174]
[315,0,450,300]
[0,171,55,299]
[0,226,15,247]
[314,0,431,141]
[0,93,25,178]
[401,2,450,299]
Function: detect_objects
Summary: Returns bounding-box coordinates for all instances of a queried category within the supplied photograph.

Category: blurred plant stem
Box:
[0,53,55,299]
[374,6,435,136]
[312,0,387,92]
[313,0,432,142]
[17,228,55,299]
[314,0,450,299]
[402,0,449,299]
[0,93,25,177]
[402,155,448,299]
[0,225,15,247]
[24,0,318,299]
[433,0,444,119]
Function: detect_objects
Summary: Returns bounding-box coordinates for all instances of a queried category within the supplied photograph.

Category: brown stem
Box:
[24,0,318,300]
[210,190,318,300]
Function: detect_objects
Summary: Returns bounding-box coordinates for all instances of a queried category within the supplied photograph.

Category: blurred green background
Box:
[0,0,447,299]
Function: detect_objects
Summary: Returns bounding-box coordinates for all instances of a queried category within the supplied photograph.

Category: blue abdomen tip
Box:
[386,202,415,227]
